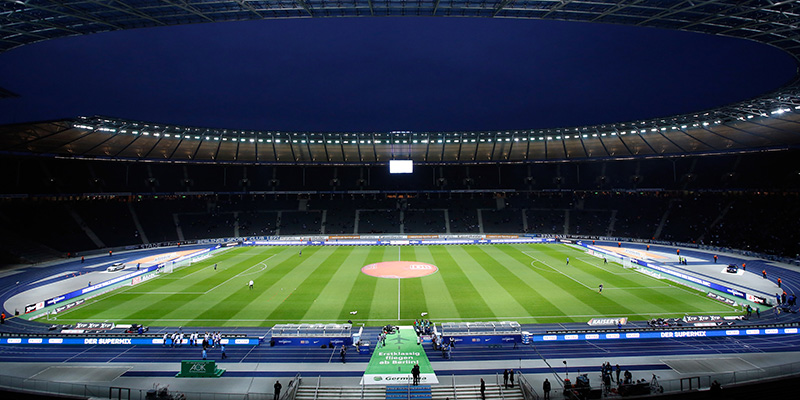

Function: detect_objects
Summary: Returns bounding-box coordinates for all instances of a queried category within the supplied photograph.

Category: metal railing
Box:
[516,372,541,400]
[526,360,800,399]
[281,374,301,400]
[4,361,800,400]
[0,373,269,400]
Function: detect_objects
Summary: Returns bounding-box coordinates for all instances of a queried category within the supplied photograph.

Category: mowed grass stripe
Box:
[302,247,370,321]
[178,248,302,326]
[538,246,663,315]
[339,247,386,322]
[51,244,744,326]
[122,250,274,322]
[553,245,733,315]
[398,247,428,320]
[429,246,494,319]
[268,247,355,321]
[411,246,460,321]
[368,247,403,321]
[447,246,529,319]
[232,246,331,323]
[474,245,565,320]
[180,246,326,325]
[151,247,269,294]
[525,245,640,320]
[60,248,263,321]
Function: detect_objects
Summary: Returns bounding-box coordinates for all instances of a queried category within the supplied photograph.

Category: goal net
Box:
[622,256,633,269]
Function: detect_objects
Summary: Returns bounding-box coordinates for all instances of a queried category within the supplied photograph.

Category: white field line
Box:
[523,251,736,309]
[53,254,276,318]
[397,246,402,320]
[522,252,592,289]
[204,255,276,294]
[397,278,401,321]
[575,257,638,274]
[124,292,205,295]
[50,310,739,323]
[569,250,740,310]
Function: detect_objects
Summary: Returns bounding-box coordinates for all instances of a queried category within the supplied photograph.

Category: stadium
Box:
[1,1,800,400]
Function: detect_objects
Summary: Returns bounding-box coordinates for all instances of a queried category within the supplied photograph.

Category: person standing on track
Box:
[543,378,551,399]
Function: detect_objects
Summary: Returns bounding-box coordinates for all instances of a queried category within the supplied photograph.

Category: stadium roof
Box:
[1,111,798,163]
[1,0,800,163]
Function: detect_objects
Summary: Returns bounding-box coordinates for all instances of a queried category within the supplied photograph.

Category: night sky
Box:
[0,17,796,132]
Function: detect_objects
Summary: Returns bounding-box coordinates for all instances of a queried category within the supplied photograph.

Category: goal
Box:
[622,256,633,269]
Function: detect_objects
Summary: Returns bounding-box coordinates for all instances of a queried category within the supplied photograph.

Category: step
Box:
[386,385,432,399]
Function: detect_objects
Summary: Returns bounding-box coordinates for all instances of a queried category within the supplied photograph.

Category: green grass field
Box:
[52,244,740,327]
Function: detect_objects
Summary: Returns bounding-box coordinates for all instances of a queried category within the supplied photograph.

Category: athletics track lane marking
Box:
[106,346,137,363]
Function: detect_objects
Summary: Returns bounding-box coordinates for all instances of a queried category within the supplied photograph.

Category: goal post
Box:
[622,256,633,269]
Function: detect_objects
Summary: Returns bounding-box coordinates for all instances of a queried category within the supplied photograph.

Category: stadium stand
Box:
[1,150,799,262]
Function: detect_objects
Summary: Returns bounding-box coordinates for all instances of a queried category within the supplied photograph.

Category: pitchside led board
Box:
[389,160,413,174]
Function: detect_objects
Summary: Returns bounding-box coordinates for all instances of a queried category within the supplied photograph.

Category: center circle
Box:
[361,261,438,279]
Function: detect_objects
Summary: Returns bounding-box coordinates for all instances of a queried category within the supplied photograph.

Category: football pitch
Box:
[53,244,739,327]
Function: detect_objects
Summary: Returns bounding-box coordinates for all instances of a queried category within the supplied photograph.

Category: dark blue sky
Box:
[0,17,796,132]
